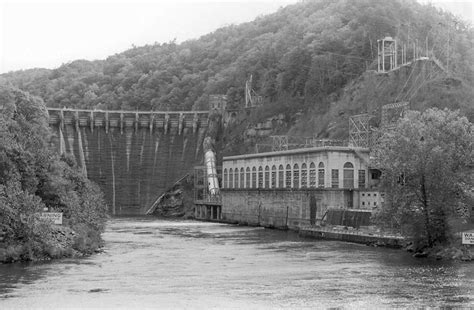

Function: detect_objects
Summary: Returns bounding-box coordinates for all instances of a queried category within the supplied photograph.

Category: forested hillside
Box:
[1,0,473,138]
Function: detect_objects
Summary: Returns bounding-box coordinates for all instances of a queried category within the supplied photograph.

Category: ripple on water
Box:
[0,218,473,309]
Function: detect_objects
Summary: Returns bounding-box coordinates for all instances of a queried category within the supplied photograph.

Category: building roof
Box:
[223,146,370,161]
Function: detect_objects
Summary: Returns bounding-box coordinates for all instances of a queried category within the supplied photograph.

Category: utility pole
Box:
[446,26,449,75]
[446,20,458,76]
[245,75,253,108]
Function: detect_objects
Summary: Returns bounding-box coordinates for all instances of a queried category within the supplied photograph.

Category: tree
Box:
[0,85,107,261]
[374,108,473,248]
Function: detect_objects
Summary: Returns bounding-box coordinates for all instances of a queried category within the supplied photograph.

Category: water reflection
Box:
[0,218,473,308]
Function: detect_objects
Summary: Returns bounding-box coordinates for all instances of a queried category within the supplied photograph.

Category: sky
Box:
[0,0,472,74]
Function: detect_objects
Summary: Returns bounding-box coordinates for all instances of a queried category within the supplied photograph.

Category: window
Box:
[278,165,284,188]
[362,202,365,206]
[285,164,291,188]
[331,169,339,188]
[258,167,263,188]
[245,167,251,188]
[343,162,354,188]
[271,165,277,188]
[234,168,239,188]
[229,168,234,188]
[293,164,299,188]
[264,166,270,188]
[309,162,316,188]
[301,163,307,188]
[318,162,325,188]
[251,167,257,188]
[240,168,245,189]
[223,169,228,188]
[358,170,366,188]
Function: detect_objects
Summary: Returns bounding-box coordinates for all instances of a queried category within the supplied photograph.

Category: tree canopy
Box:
[1,0,472,115]
[374,108,473,248]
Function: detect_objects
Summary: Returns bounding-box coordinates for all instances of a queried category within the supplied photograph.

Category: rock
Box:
[405,243,415,253]
[413,251,428,258]
[452,249,464,260]
[460,255,472,261]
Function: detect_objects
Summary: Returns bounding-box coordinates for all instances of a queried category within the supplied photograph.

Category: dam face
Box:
[47,108,209,215]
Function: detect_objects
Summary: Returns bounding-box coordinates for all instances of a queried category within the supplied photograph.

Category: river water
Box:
[1,218,473,309]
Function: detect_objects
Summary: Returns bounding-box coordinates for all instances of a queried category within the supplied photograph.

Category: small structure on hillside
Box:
[378,37,397,72]
[349,114,372,148]
[381,101,409,129]
[209,95,227,111]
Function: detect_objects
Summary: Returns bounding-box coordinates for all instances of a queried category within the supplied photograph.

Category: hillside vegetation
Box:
[0,86,107,262]
[1,0,473,143]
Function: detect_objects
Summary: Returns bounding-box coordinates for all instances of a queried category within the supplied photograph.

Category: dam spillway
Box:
[47,108,209,215]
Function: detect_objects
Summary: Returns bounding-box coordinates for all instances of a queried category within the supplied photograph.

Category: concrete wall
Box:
[221,188,356,229]
[47,108,209,215]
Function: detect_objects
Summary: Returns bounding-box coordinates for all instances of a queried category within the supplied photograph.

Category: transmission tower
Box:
[271,136,289,151]
[349,114,372,148]
[381,102,409,129]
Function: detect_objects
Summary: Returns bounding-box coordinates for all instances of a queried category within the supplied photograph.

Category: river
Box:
[1,218,473,309]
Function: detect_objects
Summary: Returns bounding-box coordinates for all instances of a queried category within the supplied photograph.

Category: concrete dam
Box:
[47,108,210,215]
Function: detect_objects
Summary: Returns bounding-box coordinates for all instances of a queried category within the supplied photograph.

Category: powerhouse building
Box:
[217,146,382,228]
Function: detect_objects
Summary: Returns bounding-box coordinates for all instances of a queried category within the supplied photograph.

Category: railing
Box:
[47,108,210,134]
[194,195,222,205]
[255,136,348,153]
[46,107,209,115]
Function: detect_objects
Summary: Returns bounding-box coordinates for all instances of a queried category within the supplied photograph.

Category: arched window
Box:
[229,168,234,188]
[309,162,316,188]
[278,165,284,188]
[258,167,263,188]
[264,166,270,188]
[252,167,257,188]
[318,162,325,188]
[343,162,354,188]
[271,165,277,188]
[285,164,292,188]
[301,163,308,188]
[240,168,245,188]
[246,167,251,188]
[234,168,239,188]
[293,164,300,188]
[223,168,228,188]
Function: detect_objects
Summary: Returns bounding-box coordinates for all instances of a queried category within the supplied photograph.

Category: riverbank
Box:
[298,225,405,248]
[406,241,474,261]
[0,224,104,264]
[193,216,474,261]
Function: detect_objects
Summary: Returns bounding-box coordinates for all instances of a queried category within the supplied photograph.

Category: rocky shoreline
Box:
[0,225,104,264]
[408,243,474,261]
